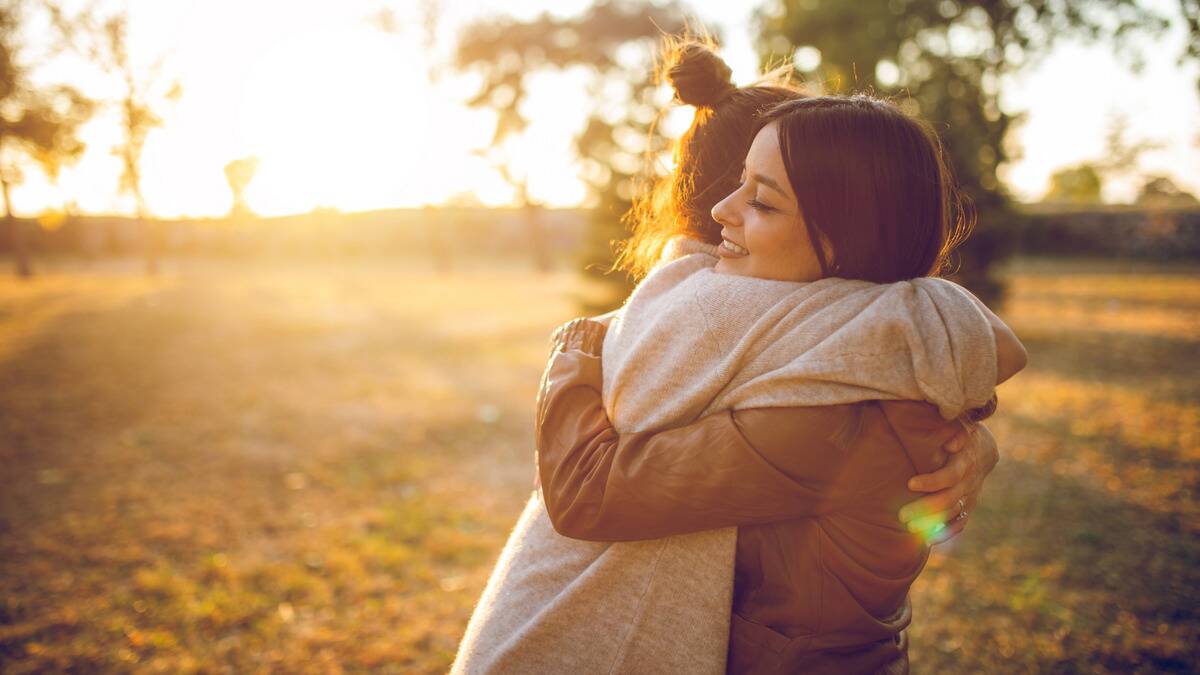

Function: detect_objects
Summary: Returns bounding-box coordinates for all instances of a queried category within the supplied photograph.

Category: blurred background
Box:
[0,0,1196,672]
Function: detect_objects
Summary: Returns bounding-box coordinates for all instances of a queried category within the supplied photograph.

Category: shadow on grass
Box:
[911,452,1200,673]
[1017,329,1200,401]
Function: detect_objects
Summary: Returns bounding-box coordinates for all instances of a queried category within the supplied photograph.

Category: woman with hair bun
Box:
[453,39,1019,674]
[617,39,801,280]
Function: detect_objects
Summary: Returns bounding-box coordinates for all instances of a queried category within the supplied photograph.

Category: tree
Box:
[53,6,182,274]
[1092,113,1164,195]
[224,156,259,220]
[1043,164,1103,205]
[1043,116,1165,205]
[0,0,94,278]
[757,0,1183,302]
[1136,175,1199,208]
[1182,0,1199,92]
[456,1,685,302]
[83,11,180,275]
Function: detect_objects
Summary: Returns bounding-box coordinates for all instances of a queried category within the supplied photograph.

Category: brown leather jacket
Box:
[535,319,979,674]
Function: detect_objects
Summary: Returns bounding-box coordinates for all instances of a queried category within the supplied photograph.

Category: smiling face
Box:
[711,123,829,282]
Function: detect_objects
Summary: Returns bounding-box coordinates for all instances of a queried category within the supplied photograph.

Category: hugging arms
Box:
[452,40,1026,674]
[535,313,1012,546]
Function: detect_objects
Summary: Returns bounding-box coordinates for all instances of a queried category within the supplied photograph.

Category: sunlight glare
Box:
[239,29,431,215]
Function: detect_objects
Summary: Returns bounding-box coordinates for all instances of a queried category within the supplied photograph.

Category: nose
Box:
[711,190,739,229]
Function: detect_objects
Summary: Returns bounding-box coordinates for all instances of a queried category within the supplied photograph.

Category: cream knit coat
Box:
[452,236,997,674]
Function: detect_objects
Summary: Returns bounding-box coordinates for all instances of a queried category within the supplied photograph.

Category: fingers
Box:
[900,463,980,543]
[904,513,949,542]
[918,504,960,527]
[906,487,977,544]
[907,450,972,493]
[903,505,968,543]
[901,497,965,536]
[904,502,971,544]
[899,481,969,522]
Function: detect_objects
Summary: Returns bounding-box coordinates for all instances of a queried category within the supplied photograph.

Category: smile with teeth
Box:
[721,239,749,256]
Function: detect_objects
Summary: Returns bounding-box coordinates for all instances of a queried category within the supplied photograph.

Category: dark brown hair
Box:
[758,95,974,283]
[614,38,803,279]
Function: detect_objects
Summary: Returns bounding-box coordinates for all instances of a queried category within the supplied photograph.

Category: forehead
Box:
[746,124,784,170]
[745,122,793,195]
[747,122,778,157]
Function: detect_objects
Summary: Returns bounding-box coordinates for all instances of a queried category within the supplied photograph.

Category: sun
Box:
[234,28,436,216]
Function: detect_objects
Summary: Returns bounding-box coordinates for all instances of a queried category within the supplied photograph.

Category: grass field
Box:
[0,255,1196,673]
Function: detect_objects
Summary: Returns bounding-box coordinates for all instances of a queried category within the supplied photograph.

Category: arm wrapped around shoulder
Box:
[893,277,999,419]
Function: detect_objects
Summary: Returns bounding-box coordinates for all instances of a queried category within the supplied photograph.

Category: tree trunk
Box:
[1,175,32,278]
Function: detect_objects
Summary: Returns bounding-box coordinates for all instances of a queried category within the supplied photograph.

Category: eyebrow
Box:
[752,173,789,199]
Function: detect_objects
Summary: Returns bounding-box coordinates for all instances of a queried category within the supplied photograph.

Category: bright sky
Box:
[10,0,1199,218]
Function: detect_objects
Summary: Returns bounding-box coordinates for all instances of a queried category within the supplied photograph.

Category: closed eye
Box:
[747,199,777,213]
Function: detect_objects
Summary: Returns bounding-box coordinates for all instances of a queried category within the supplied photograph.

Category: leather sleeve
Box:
[547,317,607,357]
[535,348,865,542]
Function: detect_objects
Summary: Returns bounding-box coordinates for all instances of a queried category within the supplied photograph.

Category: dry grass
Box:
[0,255,1196,673]
[907,257,1199,673]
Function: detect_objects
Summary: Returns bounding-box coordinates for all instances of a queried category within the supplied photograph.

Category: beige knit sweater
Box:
[451,236,997,675]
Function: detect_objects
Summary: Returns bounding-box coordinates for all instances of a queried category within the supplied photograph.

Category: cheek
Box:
[750,217,819,279]
[782,223,813,259]
[749,217,802,257]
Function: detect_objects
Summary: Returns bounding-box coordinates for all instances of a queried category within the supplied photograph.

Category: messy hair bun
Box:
[665,41,736,108]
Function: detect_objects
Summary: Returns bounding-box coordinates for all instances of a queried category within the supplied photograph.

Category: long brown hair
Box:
[614,38,803,280]
[758,95,975,283]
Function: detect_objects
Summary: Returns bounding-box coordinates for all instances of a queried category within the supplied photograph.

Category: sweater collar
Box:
[659,235,720,264]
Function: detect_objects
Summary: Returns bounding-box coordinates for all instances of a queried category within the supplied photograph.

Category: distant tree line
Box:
[455,0,1199,307]
[2,0,1198,289]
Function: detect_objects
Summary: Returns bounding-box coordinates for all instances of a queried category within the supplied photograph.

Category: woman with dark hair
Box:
[454,40,1022,674]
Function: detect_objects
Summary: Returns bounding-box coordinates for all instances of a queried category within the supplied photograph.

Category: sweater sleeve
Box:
[903,278,999,418]
[811,278,997,420]
[535,349,869,541]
